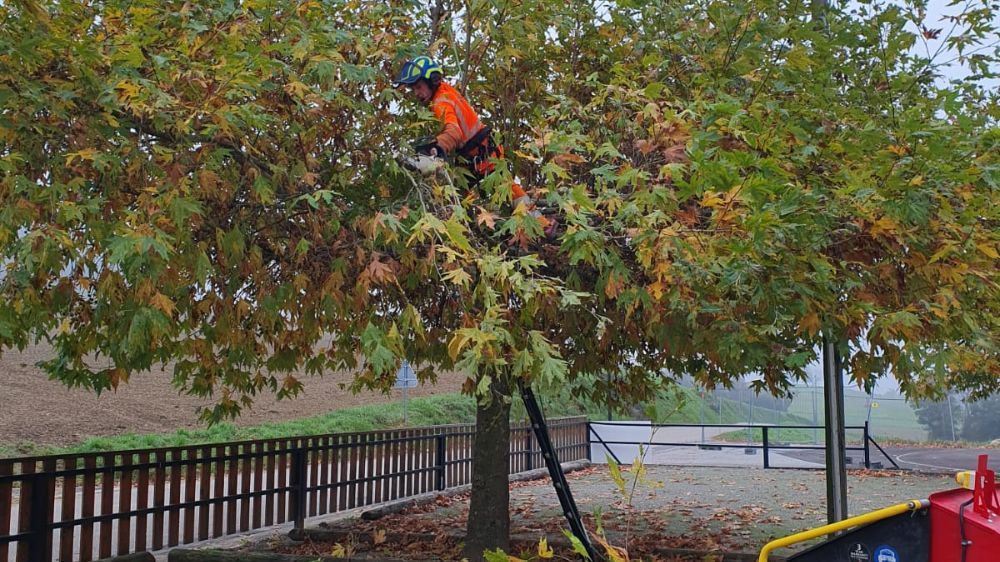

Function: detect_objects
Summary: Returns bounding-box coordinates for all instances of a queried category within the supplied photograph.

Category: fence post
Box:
[290,446,307,530]
[28,471,53,562]
[762,426,770,469]
[584,421,591,462]
[435,434,446,491]
[525,429,534,471]
[864,422,871,469]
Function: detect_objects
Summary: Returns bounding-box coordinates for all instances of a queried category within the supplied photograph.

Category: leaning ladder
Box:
[519,382,601,561]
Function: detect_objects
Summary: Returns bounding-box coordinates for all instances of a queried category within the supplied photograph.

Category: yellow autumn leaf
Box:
[537,537,554,559]
[442,267,472,288]
[647,281,665,300]
[869,216,898,237]
[976,243,999,260]
[57,317,72,335]
[284,80,311,98]
[701,191,725,208]
[447,332,474,362]
[297,0,320,16]
[594,534,628,562]
[150,292,176,316]
[66,148,100,164]
[115,80,140,100]
[372,529,386,545]
[909,175,924,186]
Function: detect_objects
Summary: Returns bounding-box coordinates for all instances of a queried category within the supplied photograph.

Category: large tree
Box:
[2,0,998,558]
[915,395,962,440]
[960,393,1000,442]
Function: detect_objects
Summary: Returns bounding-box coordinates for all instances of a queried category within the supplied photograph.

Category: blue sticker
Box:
[875,545,899,562]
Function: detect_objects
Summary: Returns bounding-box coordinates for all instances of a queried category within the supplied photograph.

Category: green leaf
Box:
[562,529,593,560]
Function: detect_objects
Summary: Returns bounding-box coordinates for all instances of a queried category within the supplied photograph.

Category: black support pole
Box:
[519,382,600,562]
[290,447,307,531]
[28,472,52,562]
[823,337,848,523]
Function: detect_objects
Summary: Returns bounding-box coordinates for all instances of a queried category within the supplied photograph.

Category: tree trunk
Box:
[462,377,512,561]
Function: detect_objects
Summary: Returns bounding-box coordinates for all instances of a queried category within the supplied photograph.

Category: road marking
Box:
[894,451,967,472]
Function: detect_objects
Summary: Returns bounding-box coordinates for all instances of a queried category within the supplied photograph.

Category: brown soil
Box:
[0,343,466,448]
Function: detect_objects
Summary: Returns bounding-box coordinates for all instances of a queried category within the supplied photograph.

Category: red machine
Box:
[929,455,1000,561]
[759,454,1000,562]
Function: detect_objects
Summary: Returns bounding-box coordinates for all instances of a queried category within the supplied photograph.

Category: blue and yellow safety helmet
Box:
[393,56,443,85]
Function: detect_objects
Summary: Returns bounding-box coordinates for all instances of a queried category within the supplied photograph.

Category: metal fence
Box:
[0,417,589,562]
[587,421,899,470]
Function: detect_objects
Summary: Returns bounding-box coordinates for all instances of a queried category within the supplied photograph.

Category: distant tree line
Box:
[916,394,1000,442]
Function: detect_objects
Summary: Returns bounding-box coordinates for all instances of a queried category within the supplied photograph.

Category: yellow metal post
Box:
[757,499,928,562]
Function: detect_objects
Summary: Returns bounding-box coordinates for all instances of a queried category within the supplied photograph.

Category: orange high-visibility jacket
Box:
[431,82,527,200]
[431,82,483,155]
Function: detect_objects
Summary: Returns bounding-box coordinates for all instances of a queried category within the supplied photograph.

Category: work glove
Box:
[416,141,445,158]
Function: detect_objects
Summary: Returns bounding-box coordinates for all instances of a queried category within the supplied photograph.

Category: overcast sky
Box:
[881,0,999,88]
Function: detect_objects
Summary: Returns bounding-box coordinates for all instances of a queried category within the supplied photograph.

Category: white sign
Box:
[394,361,418,389]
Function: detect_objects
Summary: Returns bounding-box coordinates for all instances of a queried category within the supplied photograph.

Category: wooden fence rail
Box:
[0,417,589,562]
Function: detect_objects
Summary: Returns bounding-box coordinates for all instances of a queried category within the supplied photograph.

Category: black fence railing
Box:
[1,417,589,562]
[587,421,900,470]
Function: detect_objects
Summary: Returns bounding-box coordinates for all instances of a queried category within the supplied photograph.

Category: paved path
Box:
[589,423,824,469]
[643,444,824,468]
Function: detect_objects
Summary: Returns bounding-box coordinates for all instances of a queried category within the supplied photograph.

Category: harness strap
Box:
[457,126,494,159]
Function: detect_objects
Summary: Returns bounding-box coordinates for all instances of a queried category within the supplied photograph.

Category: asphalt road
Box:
[780,445,1000,472]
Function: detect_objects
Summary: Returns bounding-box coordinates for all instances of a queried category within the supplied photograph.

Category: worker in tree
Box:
[393,56,552,234]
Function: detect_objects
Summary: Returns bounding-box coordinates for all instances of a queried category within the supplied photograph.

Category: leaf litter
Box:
[273,465,955,560]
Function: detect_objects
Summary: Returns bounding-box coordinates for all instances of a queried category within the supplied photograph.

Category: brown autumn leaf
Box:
[364,258,395,285]
[634,139,656,155]
[476,208,497,230]
[921,26,942,39]
[551,152,585,167]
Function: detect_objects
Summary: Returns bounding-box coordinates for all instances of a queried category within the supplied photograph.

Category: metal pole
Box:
[763,426,770,469]
[606,372,612,421]
[28,472,53,562]
[946,394,956,441]
[290,446,307,531]
[824,337,848,523]
[403,385,409,426]
[863,422,871,469]
[435,434,447,491]
[700,392,706,443]
[812,377,819,444]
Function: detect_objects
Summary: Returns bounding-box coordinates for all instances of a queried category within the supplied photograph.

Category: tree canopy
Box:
[1,0,998,421]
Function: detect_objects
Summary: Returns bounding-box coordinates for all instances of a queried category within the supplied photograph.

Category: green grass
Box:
[0,394,480,459]
[2,381,923,460]
[511,385,807,426]
[784,387,927,441]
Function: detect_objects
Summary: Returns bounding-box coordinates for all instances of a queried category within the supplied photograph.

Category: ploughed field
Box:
[0,343,465,448]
